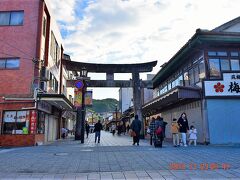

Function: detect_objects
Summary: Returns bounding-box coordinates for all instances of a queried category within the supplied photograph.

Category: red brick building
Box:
[0,0,74,147]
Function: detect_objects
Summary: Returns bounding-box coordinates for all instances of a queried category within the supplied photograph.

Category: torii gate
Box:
[62,59,157,140]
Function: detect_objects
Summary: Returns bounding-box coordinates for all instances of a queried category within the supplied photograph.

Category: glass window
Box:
[177,75,183,86]
[0,59,6,68]
[194,66,199,83]
[6,59,19,69]
[0,12,10,25]
[199,60,205,79]
[230,59,240,71]
[167,83,171,91]
[184,72,190,86]
[189,69,194,85]
[220,59,230,71]
[209,58,220,77]
[3,111,30,134]
[208,51,217,56]
[217,51,227,56]
[10,11,24,25]
[43,17,46,37]
[37,112,45,134]
[231,52,239,57]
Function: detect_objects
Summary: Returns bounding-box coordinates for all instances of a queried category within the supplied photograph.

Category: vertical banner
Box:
[85,91,93,106]
[29,110,37,134]
[74,88,82,108]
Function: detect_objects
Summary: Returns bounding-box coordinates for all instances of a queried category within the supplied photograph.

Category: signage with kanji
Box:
[204,73,240,96]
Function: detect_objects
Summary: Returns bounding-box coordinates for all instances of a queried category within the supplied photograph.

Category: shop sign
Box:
[38,101,52,114]
[85,91,93,106]
[204,73,240,96]
[29,110,37,134]
[74,88,82,108]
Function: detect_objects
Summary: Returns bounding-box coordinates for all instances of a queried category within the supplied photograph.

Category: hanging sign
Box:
[74,88,82,108]
[204,73,240,97]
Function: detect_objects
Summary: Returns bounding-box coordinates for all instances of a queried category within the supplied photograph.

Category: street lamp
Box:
[75,67,88,143]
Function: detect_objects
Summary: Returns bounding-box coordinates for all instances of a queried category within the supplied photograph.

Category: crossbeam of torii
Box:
[62,59,157,138]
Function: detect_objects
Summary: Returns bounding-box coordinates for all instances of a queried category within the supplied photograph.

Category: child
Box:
[171,118,179,147]
[188,125,197,146]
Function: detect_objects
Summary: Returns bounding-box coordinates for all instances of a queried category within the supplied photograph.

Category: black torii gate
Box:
[62,59,157,141]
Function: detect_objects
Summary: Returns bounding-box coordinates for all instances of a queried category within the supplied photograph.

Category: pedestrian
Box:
[177,112,189,147]
[94,120,103,143]
[111,124,116,135]
[188,125,197,146]
[61,127,67,139]
[85,121,90,138]
[126,124,130,133]
[149,117,156,145]
[130,115,142,146]
[153,116,164,147]
[171,118,180,147]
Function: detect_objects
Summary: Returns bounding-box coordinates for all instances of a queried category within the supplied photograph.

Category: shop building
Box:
[143,17,240,144]
[0,0,74,147]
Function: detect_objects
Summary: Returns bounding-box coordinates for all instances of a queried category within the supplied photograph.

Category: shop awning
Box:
[37,94,74,111]
[142,86,201,116]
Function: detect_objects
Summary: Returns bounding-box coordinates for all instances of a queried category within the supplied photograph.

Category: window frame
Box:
[0,11,24,26]
[0,58,20,70]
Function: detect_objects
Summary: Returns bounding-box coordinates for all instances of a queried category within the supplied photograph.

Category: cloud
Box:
[50,0,240,99]
[48,0,77,23]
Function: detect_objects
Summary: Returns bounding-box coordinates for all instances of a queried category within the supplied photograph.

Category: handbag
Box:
[130,130,136,137]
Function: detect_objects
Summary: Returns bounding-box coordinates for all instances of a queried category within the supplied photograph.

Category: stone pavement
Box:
[0,131,240,179]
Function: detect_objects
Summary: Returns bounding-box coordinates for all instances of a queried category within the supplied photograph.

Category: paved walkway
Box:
[0,131,240,179]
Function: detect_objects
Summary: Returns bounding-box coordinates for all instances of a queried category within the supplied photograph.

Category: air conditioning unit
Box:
[40,67,50,81]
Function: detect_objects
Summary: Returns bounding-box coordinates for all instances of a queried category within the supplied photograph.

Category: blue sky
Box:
[49,0,240,100]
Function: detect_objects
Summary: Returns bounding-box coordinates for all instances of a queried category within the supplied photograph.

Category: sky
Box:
[49,0,240,100]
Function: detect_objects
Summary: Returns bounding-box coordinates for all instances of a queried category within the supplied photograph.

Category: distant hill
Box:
[87,98,119,113]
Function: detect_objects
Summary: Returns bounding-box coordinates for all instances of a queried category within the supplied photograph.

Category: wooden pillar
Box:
[132,72,144,138]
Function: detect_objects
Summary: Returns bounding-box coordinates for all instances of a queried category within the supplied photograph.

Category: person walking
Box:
[111,124,116,135]
[130,115,142,146]
[171,118,180,147]
[94,120,103,143]
[177,112,189,147]
[188,125,197,146]
[149,117,156,145]
[85,121,90,138]
[153,116,164,147]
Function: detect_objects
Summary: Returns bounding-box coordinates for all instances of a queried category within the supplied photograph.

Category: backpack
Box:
[155,126,163,135]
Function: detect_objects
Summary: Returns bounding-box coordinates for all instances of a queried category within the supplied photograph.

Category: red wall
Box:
[0,0,40,97]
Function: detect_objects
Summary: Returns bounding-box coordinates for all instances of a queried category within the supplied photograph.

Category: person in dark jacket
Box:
[130,115,142,146]
[177,112,189,147]
[94,120,103,143]
[85,121,90,138]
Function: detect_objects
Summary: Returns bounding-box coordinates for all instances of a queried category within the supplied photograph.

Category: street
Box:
[0,131,240,179]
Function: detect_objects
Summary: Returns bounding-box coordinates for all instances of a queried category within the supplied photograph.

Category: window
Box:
[217,51,227,56]
[209,58,220,78]
[43,17,46,37]
[37,112,45,134]
[199,60,205,79]
[0,58,20,69]
[189,68,194,85]
[194,66,199,83]
[208,51,217,56]
[230,59,240,71]
[0,11,24,26]
[184,72,190,86]
[3,111,30,134]
[220,59,230,71]
[50,31,60,64]
[231,52,239,57]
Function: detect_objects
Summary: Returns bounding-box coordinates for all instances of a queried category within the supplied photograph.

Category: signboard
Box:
[74,88,82,107]
[85,91,93,106]
[75,80,84,89]
[38,101,52,114]
[29,110,37,134]
[204,73,240,96]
